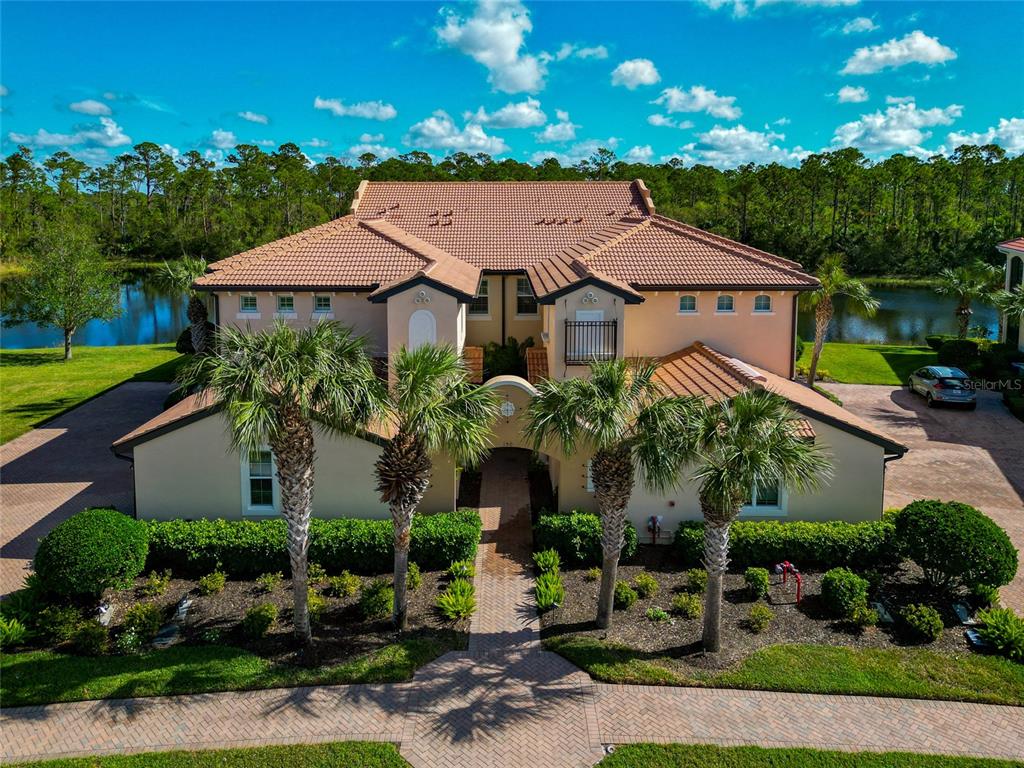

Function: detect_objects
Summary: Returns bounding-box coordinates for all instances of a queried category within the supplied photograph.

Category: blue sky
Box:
[2,0,1022,169]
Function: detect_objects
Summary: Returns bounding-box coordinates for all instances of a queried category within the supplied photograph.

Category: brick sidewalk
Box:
[3,448,1023,766]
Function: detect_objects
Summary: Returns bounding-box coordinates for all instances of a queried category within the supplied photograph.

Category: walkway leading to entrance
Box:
[3,448,1023,766]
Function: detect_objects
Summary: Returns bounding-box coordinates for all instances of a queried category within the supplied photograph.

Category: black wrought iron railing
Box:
[564,320,618,365]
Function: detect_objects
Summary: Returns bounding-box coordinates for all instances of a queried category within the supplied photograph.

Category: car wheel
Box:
[966,402,977,411]
[926,394,936,408]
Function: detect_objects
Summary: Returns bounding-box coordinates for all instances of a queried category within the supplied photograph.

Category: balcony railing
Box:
[564,320,618,365]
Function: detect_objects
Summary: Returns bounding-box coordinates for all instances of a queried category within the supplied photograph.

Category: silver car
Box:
[908,366,977,410]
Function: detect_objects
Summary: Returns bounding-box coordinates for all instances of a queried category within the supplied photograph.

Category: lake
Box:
[0,274,1002,349]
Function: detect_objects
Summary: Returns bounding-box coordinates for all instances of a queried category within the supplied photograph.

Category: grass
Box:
[0,638,450,707]
[0,344,185,443]
[861,276,940,289]
[797,341,937,385]
[544,638,1024,706]
[597,743,1019,768]
[9,742,409,768]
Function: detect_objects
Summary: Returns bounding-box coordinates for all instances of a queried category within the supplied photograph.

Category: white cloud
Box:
[652,85,741,119]
[102,91,116,100]
[255,139,276,147]
[842,16,878,34]
[838,85,869,103]
[238,110,269,124]
[303,137,330,148]
[774,117,792,126]
[700,0,858,19]
[70,147,113,166]
[9,116,131,148]
[69,99,111,116]
[842,30,956,75]
[530,137,619,165]
[948,118,1024,154]
[313,96,397,121]
[404,110,510,154]
[611,58,660,89]
[682,124,808,168]
[436,0,546,93]
[0,85,8,97]
[647,114,694,129]
[832,101,962,155]
[159,143,181,160]
[574,45,608,60]
[465,97,546,128]
[208,129,237,150]
[886,95,915,104]
[348,143,398,159]
[534,110,579,142]
[359,133,384,143]
[548,42,608,62]
[623,145,654,163]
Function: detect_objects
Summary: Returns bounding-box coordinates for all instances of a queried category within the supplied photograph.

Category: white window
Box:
[314,295,332,313]
[516,277,538,315]
[586,460,594,492]
[242,448,279,515]
[740,482,786,517]
[239,295,258,313]
[469,279,489,316]
[408,309,437,350]
[678,295,698,314]
[716,294,735,313]
[753,295,772,313]
[276,295,295,313]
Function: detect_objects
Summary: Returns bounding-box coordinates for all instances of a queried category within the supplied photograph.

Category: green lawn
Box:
[0,637,453,707]
[10,742,408,768]
[0,344,185,444]
[545,638,1024,706]
[797,342,937,386]
[598,744,1018,768]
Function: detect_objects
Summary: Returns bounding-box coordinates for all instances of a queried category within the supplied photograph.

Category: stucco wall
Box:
[623,291,797,376]
[132,415,457,521]
[464,275,544,348]
[546,284,628,380]
[385,285,464,362]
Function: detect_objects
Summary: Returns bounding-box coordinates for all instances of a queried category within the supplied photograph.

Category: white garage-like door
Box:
[408,309,437,350]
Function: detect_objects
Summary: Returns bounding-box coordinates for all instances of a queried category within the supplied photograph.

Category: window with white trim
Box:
[516,277,538,315]
[314,294,332,312]
[753,295,772,313]
[242,448,279,514]
[716,295,735,313]
[276,295,295,313]
[469,279,489,316]
[586,460,594,492]
[240,295,258,313]
[678,295,697,313]
[740,481,786,516]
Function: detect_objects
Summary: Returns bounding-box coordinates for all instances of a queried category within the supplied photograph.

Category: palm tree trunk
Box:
[807,299,833,386]
[956,300,972,339]
[592,445,635,629]
[187,294,208,355]
[701,499,737,654]
[375,429,431,630]
[271,403,317,648]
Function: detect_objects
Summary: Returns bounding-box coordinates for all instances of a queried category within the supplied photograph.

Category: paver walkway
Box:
[3,448,1023,766]
[0,382,173,596]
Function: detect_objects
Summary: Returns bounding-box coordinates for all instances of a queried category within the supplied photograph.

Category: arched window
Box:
[408,309,437,350]
[716,295,735,313]
[678,295,697,313]
[1010,255,1023,290]
[753,295,772,313]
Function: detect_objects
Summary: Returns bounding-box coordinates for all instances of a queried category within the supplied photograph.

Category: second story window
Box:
[753,295,772,313]
[469,279,489,316]
[516,277,538,315]
[678,295,697,313]
[314,295,332,313]
[240,295,258,313]
[716,294,735,313]
[276,295,295,314]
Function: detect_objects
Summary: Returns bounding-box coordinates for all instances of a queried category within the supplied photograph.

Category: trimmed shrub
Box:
[72,620,108,655]
[671,592,702,619]
[307,562,329,585]
[307,589,327,624]
[977,608,1024,661]
[242,603,277,638]
[613,581,637,610]
[971,583,1000,609]
[851,603,879,628]
[144,509,482,577]
[646,607,670,622]
[326,571,360,598]
[744,567,771,600]
[0,617,28,649]
[535,572,564,612]
[533,511,638,567]
[533,549,561,575]
[895,500,1017,590]
[141,569,172,597]
[925,334,957,351]
[937,338,980,368]
[256,572,282,593]
[35,508,148,598]
[820,567,869,619]
[747,603,775,634]
[684,568,708,594]
[448,560,476,580]
[38,606,81,645]
[437,579,476,620]
[198,570,226,595]
[674,519,897,570]
[122,603,162,642]
[115,629,143,655]
[359,579,394,620]
[584,567,602,582]
[900,603,944,643]
[633,572,659,599]
[407,562,422,591]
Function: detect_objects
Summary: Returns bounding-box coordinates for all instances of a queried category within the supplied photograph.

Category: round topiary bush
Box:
[35,508,148,598]
[895,500,1017,591]
[820,567,869,619]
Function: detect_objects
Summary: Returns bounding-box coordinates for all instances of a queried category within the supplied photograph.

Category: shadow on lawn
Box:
[873,345,935,383]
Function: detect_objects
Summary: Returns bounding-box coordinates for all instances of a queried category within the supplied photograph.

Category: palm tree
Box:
[804,255,879,385]
[375,344,499,629]
[935,261,1002,339]
[178,321,386,647]
[525,358,694,629]
[993,284,1024,340]
[160,256,210,354]
[682,390,832,653]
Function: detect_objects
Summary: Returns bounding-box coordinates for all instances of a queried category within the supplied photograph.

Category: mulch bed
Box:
[105,569,468,667]
[540,545,978,671]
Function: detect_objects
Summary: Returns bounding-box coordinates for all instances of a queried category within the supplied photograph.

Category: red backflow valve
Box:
[774,560,802,604]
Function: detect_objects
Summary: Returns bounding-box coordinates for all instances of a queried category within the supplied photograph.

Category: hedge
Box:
[533,510,639,566]
[145,509,482,577]
[673,519,898,569]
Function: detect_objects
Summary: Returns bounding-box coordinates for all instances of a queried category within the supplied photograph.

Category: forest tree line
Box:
[1,141,1022,277]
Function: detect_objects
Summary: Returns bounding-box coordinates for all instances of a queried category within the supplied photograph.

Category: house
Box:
[997,238,1024,352]
[113,181,906,540]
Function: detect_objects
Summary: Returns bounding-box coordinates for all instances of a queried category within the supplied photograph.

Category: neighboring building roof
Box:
[654,342,906,455]
[998,237,1024,254]
[526,347,548,384]
[463,346,484,385]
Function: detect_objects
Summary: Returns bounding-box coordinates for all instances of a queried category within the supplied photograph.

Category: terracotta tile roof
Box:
[998,238,1024,253]
[526,347,548,384]
[351,181,652,270]
[463,346,484,384]
[363,218,480,300]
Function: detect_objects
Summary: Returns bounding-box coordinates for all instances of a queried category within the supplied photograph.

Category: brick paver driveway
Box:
[825,385,1024,611]
[0,382,172,596]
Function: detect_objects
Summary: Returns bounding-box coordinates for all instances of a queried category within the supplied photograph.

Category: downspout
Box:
[500,274,507,344]
[790,294,799,379]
